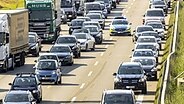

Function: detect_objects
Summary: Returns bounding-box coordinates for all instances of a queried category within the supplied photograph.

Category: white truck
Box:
[0,9,29,72]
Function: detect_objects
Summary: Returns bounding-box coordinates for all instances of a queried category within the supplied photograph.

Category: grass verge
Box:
[154,2,176,104]
[165,2,184,104]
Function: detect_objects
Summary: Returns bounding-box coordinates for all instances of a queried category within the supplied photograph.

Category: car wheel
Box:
[58,77,62,84]
[91,44,95,51]
[142,84,147,94]
[85,44,88,51]
[153,73,157,81]
[78,52,81,57]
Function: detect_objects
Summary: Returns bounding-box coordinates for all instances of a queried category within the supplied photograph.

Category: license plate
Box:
[126,86,135,89]
[42,77,49,79]
[68,15,72,17]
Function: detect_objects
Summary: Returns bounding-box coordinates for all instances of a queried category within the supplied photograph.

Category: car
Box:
[113,62,147,94]
[82,21,102,30]
[136,36,160,50]
[8,73,42,102]
[132,25,154,42]
[132,57,157,80]
[34,59,62,85]
[131,49,157,63]
[143,8,166,25]
[29,32,42,51]
[113,15,127,20]
[100,3,108,18]
[76,16,91,21]
[141,31,162,44]
[146,22,165,39]
[72,28,91,35]
[0,90,37,104]
[86,13,105,29]
[55,35,81,58]
[60,9,68,24]
[94,0,112,13]
[35,53,61,65]
[134,43,159,61]
[73,33,95,51]
[68,19,85,34]
[101,90,136,104]
[83,25,103,44]
[50,44,74,65]
[151,0,168,14]
[84,2,102,15]
[109,19,131,36]
[28,35,40,57]
[88,10,106,19]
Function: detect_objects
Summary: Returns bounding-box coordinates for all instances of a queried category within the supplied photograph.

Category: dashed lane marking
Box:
[88,71,93,77]
[94,61,99,66]
[80,83,85,89]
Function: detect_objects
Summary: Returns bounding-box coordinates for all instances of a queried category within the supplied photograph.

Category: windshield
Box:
[112,20,128,25]
[0,33,6,45]
[37,61,56,70]
[118,65,142,74]
[85,27,98,32]
[86,4,101,10]
[104,94,134,104]
[71,20,84,26]
[29,10,52,20]
[142,33,159,38]
[138,38,156,43]
[87,14,101,19]
[133,51,154,57]
[56,37,77,44]
[136,45,156,51]
[61,0,72,8]
[146,10,164,17]
[83,23,99,28]
[29,36,36,43]
[13,77,36,86]
[148,23,163,28]
[50,46,71,52]
[74,34,87,39]
[73,29,89,34]
[39,55,58,61]
[153,1,165,5]
[137,27,154,32]
[134,59,154,65]
[5,94,29,102]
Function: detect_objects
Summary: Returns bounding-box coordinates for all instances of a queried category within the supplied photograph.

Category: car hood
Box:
[3,102,31,104]
[12,86,36,90]
[117,74,143,79]
[62,8,73,12]
[78,39,87,43]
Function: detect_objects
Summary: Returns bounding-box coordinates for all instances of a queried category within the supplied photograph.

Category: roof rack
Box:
[16,72,36,77]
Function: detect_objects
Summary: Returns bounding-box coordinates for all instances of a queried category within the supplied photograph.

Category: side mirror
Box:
[129,55,132,58]
[33,66,36,69]
[46,51,50,53]
[68,23,71,26]
[133,30,135,32]
[0,99,2,102]
[143,14,145,17]
[8,83,12,85]
[34,60,37,63]
[99,29,103,32]
[129,23,132,25]
[77,41,80,43]
[38,82,41,85]
[113,73,117,76]
[132,49,134,51]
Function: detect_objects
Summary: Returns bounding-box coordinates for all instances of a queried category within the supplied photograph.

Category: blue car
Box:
[34,60,62,85]
[109,19,132,36]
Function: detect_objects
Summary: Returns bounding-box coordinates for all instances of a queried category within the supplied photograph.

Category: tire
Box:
[15,54,21,67]
[2,60,8,72]
[58,77,62,84]
[54,80,58,85]
[85,44,88,51]
[21,53,25,66]
[91,44,95,51]
[142,85,147,94]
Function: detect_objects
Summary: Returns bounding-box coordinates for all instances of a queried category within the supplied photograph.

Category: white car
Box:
[136,36,160,50]
[73,33,95,51]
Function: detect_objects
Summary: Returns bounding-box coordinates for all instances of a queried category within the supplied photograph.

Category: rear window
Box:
[146,10,164,17]
[118,65,142,74]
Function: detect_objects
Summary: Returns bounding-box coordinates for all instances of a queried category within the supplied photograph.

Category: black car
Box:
[68,19,85,34]
[9,73,42,103]
[55,35,81,58]
[113,62,147,94]
[28,35,40,57]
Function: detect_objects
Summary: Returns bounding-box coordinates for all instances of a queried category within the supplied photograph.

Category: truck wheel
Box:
[9,56,15,70]
[21,53,25,66]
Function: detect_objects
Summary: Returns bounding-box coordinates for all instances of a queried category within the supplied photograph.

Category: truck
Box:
[25,0,60,43]
[0,9,29,72]
[60,0,77,21]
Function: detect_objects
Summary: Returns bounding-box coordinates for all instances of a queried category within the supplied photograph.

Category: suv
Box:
[55,35,81,58]
[9,73,42,102]
[101,90,136,104]
[113,62,147,94]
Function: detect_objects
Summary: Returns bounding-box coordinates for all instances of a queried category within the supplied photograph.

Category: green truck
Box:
[25,0,60,43]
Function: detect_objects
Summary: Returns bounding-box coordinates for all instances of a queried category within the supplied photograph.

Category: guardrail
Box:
[160,1,180,104]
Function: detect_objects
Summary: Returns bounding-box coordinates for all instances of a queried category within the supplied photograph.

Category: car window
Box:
[71,20,84,26]
[56,37,77,44]
[136,45,156,51]
[50,46,71,52]
[86,4,101,10]
[104,94,134,104]
[147,23,163,28]
[133,51,154,57]
[37,61,56,70]
[29,36,36,43]
[87,14,101,19]
[5,94,29,102]
[134,59,155,65]
[39,55,58,61]
[85,27,98,32]
[153,1,165,5]
[14,77,36,86]
[74,34,87,39]
[137,27,154,32]
[142,33,159,38]
[146,10,164,17]
[118,65,142,74]
[137,38,156,43]
[112,20,128,25]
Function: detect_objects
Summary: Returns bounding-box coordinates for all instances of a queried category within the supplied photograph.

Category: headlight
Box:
[138,77,145,82]
[52,71,56,74]
[33,90,39,93]
[114,77,121,82]
[151,67,157,72]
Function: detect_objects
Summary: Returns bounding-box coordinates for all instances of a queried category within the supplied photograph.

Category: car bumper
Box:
[38,75,57,82]
[110,30,131,35]
[114,82,146,90]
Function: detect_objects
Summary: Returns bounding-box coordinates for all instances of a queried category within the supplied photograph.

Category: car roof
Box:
[136,42,157,46]
[29,32,37,35]
[146,8,164,11]
[147,22,163,24]
[39,53,58,56]
[29,35,35,38]
[104,90,133,95]
[58,35,76,38]
[71,19,84,22]
[87,13,101,15]
[77,17,90,19]
[137,25,153,28]
[85,2,101,4]
[134,49,153,51]
[89,10,103,13]
[52,44,70,47]
[38,59,57,62]
[121,62,141,66]
[141,31,158,34]
[138,36,156,38]
[83,21,99,23]
[7,90,30,94]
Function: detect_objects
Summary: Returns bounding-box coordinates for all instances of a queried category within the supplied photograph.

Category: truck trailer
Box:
[0,9,29,72]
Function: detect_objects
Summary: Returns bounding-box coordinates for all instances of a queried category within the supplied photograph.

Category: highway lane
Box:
[0,0,170,104]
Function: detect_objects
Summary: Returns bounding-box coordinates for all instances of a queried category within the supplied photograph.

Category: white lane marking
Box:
[105,45,109,48]
[80,83,85,89]
[110,37,113,40]
[136,94,144,104]
[94,61,99,66]
[88,71,93,77]
[71,97,76,102]
[133,0,135,1]
[131,2,133,5]
[128,7,131,9]
[100,52,104,56]
[126,11,128,13]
